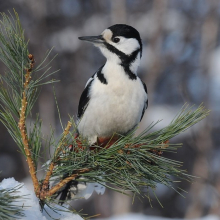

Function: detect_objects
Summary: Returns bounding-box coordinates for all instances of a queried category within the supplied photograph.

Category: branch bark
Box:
[39,168,90,200]
[18,54,40,196]
[41,121,72,192]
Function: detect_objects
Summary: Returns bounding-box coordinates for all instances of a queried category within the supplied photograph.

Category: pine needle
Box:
[0,182,25,219]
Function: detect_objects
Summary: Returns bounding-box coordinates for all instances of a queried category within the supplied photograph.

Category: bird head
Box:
[79,24,142,64]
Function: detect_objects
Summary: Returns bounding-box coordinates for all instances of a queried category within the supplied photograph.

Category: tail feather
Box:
[57,180,78,205]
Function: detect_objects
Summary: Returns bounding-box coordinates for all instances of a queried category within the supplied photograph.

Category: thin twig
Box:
[18,54,40,196]
[41,121,72,192]
[40,168,90,200]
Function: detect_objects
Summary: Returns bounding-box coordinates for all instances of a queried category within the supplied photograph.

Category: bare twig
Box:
[41,121,72,193]
[18,54,40,196]
[39,168,90,200]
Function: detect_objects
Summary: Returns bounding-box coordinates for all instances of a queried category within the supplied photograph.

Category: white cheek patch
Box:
[116,38,140,55]
[102,29,113,43]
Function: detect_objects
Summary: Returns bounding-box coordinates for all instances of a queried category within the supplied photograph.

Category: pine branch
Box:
[0,182,25,219]
[47,105,209,201]
[0,10,59,200]
[41,121,72,195]
[18,55,40,196]
[42,168,90,199]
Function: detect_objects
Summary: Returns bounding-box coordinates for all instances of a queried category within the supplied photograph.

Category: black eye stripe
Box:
[104,42,126,59]
[103,42,140,80]
[104,42,139,62]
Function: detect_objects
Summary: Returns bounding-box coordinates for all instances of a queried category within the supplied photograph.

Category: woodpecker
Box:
[58,24,148,202]
[77,24,148,145]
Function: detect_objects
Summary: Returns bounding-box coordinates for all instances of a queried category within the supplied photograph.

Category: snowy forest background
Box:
[0,0,220,219]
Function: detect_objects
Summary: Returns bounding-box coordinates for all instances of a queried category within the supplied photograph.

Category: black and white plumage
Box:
[58,24,148,203]
[77,24,148,144]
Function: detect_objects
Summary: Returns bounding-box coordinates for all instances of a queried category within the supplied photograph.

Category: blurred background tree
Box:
[0,0,219,219]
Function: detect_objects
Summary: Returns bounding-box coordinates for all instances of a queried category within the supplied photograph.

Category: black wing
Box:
[140,80,148,121]
[77,65,106,119]
[77,79,93,119]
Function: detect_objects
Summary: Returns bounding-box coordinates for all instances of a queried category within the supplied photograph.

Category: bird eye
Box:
[113,37,120,43]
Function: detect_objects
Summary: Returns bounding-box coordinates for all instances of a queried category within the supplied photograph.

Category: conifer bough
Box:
[0,180,25,220]
[0,10,210,217]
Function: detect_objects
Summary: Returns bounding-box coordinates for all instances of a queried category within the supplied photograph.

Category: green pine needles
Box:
[0,181,25,220]
[0,10,210,218]
[49,104,208,200]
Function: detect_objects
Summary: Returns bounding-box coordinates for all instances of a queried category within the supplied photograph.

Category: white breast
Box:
[77,63,147,144]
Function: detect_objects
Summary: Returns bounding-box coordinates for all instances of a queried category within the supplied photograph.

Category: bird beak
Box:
[78,35,104,44]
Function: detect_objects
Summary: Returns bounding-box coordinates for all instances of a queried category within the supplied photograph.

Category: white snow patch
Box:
[0,178,83,220]
[74,181,105,199]
[42,204,83,220]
